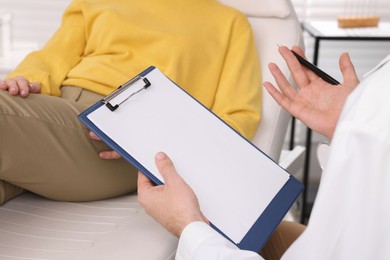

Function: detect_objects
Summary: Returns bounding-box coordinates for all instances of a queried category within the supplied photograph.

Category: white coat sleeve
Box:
[282,56,390,260]
[176,222,264,260]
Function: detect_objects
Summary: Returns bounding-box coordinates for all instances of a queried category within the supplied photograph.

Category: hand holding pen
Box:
[263,45,360,140]
[277,44,340,85]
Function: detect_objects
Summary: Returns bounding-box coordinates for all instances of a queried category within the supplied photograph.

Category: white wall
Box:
[0,0,71,77]
[0,0,71,48]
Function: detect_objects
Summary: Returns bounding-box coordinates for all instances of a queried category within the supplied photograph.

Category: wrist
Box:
[177,214,207,237]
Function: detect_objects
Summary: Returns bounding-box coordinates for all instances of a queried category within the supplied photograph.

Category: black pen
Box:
[277,44,340,85]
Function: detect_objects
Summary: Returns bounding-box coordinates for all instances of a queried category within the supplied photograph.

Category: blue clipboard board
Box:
[78,66,303,252]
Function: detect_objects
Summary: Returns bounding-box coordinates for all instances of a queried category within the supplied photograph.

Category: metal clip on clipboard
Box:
[103,76,151,112]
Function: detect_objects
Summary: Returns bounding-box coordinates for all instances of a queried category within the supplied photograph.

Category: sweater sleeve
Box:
[7,0,86,96]
[211,21,262,140]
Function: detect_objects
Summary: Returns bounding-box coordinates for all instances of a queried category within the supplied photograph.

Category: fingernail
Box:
[21,90,27,96]
[155,152,166,160]
[0,79,5,85]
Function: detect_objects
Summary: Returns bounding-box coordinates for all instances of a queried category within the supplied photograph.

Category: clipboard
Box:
[78,66,303,252]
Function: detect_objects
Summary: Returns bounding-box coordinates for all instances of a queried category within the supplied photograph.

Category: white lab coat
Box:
[175,55,390,260]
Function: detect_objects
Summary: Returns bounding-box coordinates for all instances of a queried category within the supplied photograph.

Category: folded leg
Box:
[0,88,137,205]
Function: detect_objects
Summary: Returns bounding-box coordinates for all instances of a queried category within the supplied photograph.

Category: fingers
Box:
[6,76,29,96]
[339,52,360,88]
[291,46,318,82]
[154,152,179,184]
[89,131,101,141]
[0,76,41,97]
[137,171,154,192]
[278,46,311,89]
[263,81,290,109]
[88,131,122,159]
[137,171,161,211]
[291,45,305,56]
[3,78,21,96]
[29,82,42,93]
[266,62,297,100]
[99,150,121,159]
[0,79,7,90]
[16,78,30,97]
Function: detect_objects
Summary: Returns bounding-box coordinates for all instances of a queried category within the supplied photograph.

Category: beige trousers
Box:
[0,87,138,205]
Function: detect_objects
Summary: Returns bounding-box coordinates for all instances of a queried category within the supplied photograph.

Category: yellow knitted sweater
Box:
[8,0,261,139]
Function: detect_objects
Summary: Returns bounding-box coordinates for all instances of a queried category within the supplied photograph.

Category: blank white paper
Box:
[87,68,290,243]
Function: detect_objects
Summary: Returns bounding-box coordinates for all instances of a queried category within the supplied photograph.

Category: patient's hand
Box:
[0,76,41,97]
[264,46,359,140]
[89,131,122,159]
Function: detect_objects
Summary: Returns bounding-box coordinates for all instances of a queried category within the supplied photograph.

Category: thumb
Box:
[89,131,102,141]
[155,152,179,184]
[339,52,359,88]
[28,82,42,93]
